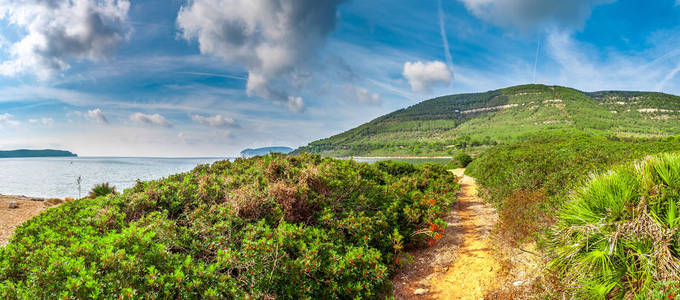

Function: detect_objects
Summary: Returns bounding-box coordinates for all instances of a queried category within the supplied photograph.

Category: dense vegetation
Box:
[550,154,680,298]
[465,130,680,297]
[453,153,472,168]
[0,154,458,298]
[296,84,680,157]
[466,130,680,244]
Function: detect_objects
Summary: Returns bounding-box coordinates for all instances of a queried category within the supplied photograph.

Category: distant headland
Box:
[0,149,78,158]
[240,147,293,158]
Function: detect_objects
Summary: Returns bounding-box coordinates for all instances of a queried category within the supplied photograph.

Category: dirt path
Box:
[392,169,501,299]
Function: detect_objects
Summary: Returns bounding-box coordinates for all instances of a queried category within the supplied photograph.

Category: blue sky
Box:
[0,0,679,156]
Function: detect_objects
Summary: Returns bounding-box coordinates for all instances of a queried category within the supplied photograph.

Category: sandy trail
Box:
[428,169,501,299]
[392,169,501,299]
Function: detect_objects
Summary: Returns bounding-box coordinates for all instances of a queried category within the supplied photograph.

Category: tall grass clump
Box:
[549,153,680,298]
[88,182,117,198]
[0,153,458,298]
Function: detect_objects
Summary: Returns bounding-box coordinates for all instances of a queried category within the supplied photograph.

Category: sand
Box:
[0,195,60,246]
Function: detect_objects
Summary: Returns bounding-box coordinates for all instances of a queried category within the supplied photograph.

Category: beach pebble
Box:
[414,288,428,295]
[512,280,524,286]
[8,201,18,209]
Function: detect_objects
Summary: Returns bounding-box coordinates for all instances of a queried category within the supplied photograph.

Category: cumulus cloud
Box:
[356,87,381,105]
[176,0,345,111]
[284,96,305,113]
[28,117,55,126]
[191,114,235,127]
[130,112,171,127]
[458,0,612,31]
[0,113,20,126]
[0,0,131,78]
[403,61,452,92]
[87,108,109,124]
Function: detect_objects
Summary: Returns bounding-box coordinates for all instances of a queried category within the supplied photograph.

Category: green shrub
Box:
[0,153,459,298]
[454,153,473,168]
[374,160,418,176]
[466,130,680,242]
[549,154,680,298]
[88,182,117,198]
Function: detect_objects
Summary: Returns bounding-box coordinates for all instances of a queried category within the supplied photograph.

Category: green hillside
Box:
[295,84,680,156]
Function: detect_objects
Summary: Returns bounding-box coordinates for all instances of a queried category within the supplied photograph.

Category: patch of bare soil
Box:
[484,240,544,299]
[0,195,61,246]
[391,169,503,299]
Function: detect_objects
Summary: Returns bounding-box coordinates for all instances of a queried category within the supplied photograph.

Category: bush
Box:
[549,154,680,298]
[88,182,117,198]
[495,189,552,246]
[466,130,680,242]
[0,154,459,298]
[454,153,473,168]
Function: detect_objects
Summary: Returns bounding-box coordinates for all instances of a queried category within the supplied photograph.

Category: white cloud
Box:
[191,114,235,127]
[87,108,109,124]
[130,112,171,127]
[0,0,131,79]
[176,0,345,110]
[28,117,54,126]
[356,87,381,105]
[458,0,613,31]
[403,61,452,92]
[0,113,20,126]
[438,0,454,75]
[284,96,305,113]
[540,30,680,93]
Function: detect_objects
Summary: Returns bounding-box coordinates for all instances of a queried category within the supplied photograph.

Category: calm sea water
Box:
[0,157,228,198]
[0,156,450,199]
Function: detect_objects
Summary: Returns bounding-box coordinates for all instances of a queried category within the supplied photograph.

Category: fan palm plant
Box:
[549,153,680,299]
[88,182,117,198]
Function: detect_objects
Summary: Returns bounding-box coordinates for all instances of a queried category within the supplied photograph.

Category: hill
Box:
[0,149,77,158]
[295,84,680,156]
[240,146,293,158]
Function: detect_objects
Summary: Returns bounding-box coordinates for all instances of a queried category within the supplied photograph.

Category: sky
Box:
[0,0,680,157]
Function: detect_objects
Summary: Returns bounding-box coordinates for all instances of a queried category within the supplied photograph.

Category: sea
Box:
[0,156,451,199]
[0,157,228,199]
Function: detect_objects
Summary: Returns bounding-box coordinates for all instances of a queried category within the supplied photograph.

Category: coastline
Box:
[0,195,61,246]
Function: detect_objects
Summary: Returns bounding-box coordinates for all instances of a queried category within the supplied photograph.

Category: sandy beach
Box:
[0,195,60,246]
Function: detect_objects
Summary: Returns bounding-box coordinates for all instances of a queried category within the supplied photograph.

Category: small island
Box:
[240,146,292,158]
[0,149,78,158]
